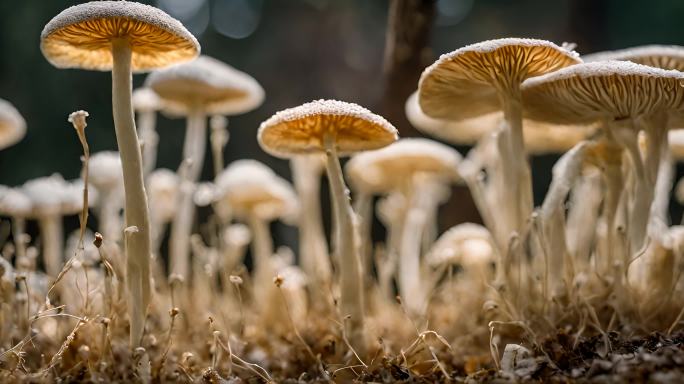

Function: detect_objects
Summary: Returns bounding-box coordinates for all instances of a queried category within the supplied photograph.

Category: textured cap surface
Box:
[583,45,684,71]
[0,99,26,150]
[345,138,461,193]
[258,99,398,158]
[522,61,684,125]
[418,38,580,121]
[146,55,264,115]
[41,1,199,72]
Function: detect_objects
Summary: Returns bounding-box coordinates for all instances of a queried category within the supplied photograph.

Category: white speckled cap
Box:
[345,138,461,193]
[41,1,200,72]
[0,98,26,150]
[522,61,684,125]
[88,151,123,189]
[405,91,596,155]
[145,55,264,116]
[583,45,684,71]
[258,99,398,158]
[668,129,684,160]
[0,188,32,217]
[425,223,495,267]
[418,38,580,121]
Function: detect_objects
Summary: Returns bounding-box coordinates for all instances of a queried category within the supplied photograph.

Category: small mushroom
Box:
[41,0,200,347]
[258,99,397,353]
[146,55,264,278]
[0,98,26,150]
[0,188,32,259]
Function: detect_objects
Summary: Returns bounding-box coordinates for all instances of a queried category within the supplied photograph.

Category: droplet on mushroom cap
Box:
[146,55,264,115]
[40,0,199,72]
[258,99,398,158]
[0,98,26,150]
[522,60,684,126]
[346,138,461,193]
[583,45,684,71]
[418,38,580,121]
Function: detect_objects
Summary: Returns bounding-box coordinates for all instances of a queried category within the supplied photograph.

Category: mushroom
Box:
[0,98,26,150]
[145,55,264,278]
[0,188,32,259]
[522,61,684,271]
[213,160,298,305]
[258,99,397,353]
[345,138,461,314]
[132,88,162,180]
[41,0,200,347]
[88,151,124,243]
[418,38,580,239]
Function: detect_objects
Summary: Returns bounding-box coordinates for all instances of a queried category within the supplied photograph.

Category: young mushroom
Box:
[418,38,580,239]
[41,0,200,347]
[258,99,397,354]
[145,55,264,279]
[0,98,26,151]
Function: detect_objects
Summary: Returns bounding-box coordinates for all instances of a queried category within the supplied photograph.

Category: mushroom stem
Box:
[502,97,533,232]
[169,108,207,278]
[137,110,158,182]
[111,39,151,348]
[39,214,63,277]
[353,191,373,282]
[323,134,365,355]
[97,189,122,243]
[247,213,275,303]
[566,171,602,266]
[12,217,26,260]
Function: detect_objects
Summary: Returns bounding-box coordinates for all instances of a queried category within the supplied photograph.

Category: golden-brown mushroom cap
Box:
[40,1,199,72]
[145,55,264,115]
[405,92,596,155]
[0,98,26,150]
[258,99,398,158]
[583,45,684,71]
[345,138,461,193]
[522,61,684,126]
[418,38,580,121]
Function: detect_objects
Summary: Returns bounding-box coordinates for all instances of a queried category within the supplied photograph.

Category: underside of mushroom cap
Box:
[522,61,684,125]
[0,98,27,150]
[583,45,684,71]
[418,38,581,121]
[345,138,461,193]
[405,92,597,154]
[40,1,199,72]
[258,99,398,158]
[146,55,264,115]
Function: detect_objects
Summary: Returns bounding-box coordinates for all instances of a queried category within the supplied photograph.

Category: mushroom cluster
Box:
[1,1,684,381]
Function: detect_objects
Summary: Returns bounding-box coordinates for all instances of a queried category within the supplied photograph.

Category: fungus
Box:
[419,38,580,237]
[0,98,26,150]
[145,55,263,278]
[0,188,32,259]
[132,88,162,180]
[258,99,397,354]
[41,0,200,347]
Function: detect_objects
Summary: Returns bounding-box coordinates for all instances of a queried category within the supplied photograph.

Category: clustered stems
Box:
[111,38,152,348]
[323,134,365,355]
[169,108,207,278]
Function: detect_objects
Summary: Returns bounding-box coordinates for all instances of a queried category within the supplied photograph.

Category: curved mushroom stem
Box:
[502,96,533,233]
[111,39,152,348]
[169,108,207,278]
[323,134,365,356]
[39,214,63,277]
[291,157,333,301]
[247,213,275,304]
[137,110,158,182]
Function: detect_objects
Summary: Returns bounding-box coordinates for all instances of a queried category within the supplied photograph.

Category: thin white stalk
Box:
[566,171,602,266]
[137,110,158,181]
[39,214,63,277]
[169,109,207,278]
[12,217,26,260]
[323,134,365,355]
[210,115,229,178]
[111,39,152,348]
[247,213,275,302]
[353,192,373,281]
[502,97,533,232]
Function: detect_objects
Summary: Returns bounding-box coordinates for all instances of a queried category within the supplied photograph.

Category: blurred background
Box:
[1,0,684,253]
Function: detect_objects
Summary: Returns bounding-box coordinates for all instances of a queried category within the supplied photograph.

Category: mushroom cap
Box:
[214,160,298,221]
[345,138,461,193]
[258,99,398,158]
[0,188,32,218]
[522,61,684,126]
[88,151,123,190]
[132,88,162,112]
[145,55,264,115]
[583,45,684,71]
[40,1,199,72]
[426,223,495,267]
[405,91,596,154]
[418,38,580,121]
[0,99,27,150]
[148,168,179,223]
[22,174,89,217]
